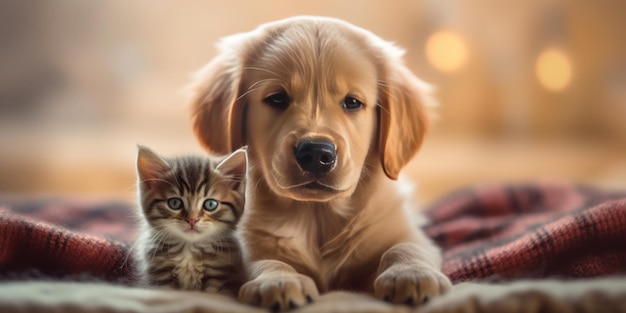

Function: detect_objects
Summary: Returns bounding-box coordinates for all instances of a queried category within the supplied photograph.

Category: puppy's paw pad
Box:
[239,273,319,311]
[374,265,451,305]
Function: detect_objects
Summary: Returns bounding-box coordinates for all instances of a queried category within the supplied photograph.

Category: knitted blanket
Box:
[1,183,625,313]
[425,183,626,282]
[0,199,132,281]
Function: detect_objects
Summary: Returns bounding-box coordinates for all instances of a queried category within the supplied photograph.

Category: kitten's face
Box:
[143,178,238,242]
[136,146,246,243]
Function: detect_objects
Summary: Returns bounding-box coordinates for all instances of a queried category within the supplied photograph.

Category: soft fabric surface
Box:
[1,183,626,312]
[424,183,626,281]
[0,199,132,281]
[1,278,626,313]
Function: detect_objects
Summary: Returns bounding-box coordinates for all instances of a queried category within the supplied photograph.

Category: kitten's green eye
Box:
[167,198,183,210]
[203,199,219,211]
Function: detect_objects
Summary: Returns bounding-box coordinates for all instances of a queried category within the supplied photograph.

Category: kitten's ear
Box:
[215,147,247,187]
[136,145,170,187]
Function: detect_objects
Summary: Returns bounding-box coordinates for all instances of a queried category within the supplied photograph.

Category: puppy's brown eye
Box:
[263,92,290,110]
[342,96,364,112]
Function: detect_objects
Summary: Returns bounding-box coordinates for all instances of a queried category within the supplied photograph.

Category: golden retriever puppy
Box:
[189,16,451,311]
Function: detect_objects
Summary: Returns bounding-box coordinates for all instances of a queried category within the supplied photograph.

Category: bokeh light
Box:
[536,48,573,91]
[425,31,468,72]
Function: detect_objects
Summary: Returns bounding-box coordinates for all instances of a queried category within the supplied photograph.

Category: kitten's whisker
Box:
[139,178,178,190]
[122,239,142,270]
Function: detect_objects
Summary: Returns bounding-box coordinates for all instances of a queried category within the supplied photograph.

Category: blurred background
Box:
[1,0,625,205]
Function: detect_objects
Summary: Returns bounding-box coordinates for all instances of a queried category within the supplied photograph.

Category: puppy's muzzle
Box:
[295,137,337,174]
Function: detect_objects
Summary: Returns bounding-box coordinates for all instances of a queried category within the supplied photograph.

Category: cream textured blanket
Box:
[1,277,625,313]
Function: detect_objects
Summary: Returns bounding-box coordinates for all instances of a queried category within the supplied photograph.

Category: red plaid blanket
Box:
[1,183,625,284]
[0,198,133,281]
[424,183,626,282]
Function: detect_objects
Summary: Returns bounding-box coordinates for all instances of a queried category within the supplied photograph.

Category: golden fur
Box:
[189,16,451,310]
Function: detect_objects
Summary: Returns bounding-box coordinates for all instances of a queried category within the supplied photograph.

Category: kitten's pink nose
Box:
[188,218,199,228]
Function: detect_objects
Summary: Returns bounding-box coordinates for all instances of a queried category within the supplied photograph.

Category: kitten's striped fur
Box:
[133,145,246,296]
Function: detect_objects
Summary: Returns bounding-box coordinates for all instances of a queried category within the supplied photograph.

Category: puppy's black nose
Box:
[295,138,337,174]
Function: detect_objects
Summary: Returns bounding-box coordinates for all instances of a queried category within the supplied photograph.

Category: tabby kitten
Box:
[133,145,246,296]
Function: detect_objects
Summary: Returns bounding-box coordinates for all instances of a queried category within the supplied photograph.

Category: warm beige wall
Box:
[1,1,624,201]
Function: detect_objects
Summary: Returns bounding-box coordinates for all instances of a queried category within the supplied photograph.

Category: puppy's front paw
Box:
[239,272,319,311]
[374,264,451,305]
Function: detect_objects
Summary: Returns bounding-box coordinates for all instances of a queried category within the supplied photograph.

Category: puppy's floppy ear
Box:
[378,57,432,180]
[189,34,249,154]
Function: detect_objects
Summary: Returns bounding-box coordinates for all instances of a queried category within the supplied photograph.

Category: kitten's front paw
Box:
[374,264,451,305]
[239,272,319,311]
